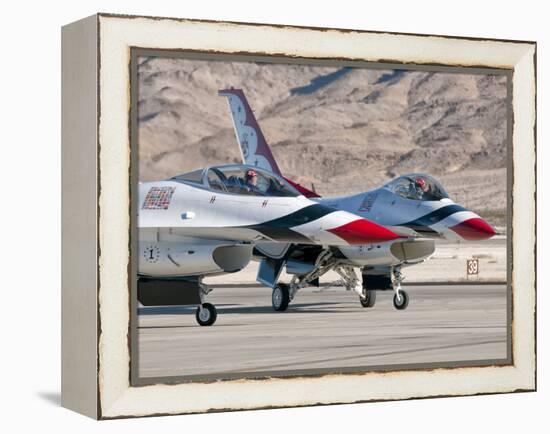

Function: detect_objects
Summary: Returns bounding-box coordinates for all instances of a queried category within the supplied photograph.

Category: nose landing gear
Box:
[196,302,217,326]
[195,281,218,326]
[391,267,409,310]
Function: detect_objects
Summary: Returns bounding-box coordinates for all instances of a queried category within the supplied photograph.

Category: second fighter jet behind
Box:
[219,88,496,312]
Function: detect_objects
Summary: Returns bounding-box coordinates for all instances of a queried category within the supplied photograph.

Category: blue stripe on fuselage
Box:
[401,204,467,235]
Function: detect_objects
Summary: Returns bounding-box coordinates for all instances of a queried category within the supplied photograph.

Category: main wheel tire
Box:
[272,284,290,312]
[360,289,377,308]
[195,302,217,326]
[392,290,409,310]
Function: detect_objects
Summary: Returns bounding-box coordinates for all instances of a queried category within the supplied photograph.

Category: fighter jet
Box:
[138,163,402,325]
[218,88,497,312]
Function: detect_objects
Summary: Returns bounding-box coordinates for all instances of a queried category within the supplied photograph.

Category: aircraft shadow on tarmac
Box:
[138,301,347,316]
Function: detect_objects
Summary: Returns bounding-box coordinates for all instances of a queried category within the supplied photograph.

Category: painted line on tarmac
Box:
[209,281,507,288]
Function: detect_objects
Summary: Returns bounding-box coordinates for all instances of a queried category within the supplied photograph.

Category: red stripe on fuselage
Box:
[449,218,496,240]
[328,219,401,244]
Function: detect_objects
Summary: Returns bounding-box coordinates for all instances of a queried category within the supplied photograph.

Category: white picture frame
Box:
[61,13,536,419]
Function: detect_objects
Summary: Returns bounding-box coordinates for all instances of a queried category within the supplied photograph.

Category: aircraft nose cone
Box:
[328,219,401,244]
[450,217,496,240]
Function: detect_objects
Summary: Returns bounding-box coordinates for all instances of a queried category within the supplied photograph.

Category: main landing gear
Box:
[272,283,290,311]
[342,265,409,311]
[335,266,377,308]
[268,253,411,312]
[271,250,335,312]
[360,289,377,308]
[195,280,218,326]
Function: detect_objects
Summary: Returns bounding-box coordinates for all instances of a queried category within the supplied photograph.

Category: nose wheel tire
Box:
[360,289,376,308]
[196,302,217,326]
[272,283,290,311]
[392,290,409,310]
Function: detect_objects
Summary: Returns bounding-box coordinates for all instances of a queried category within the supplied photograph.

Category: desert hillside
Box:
[137,57,508,227]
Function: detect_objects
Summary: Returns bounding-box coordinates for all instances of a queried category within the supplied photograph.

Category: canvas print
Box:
[132,53,510,383]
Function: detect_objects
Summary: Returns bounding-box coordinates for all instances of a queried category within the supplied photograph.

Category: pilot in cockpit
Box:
[410,176,429,199]
[243,168,260,193]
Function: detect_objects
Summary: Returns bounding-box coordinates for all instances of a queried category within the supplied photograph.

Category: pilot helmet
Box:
[415,177,427,190]
[246,169,258,179]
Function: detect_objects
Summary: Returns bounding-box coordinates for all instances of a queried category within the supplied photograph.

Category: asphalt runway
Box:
[136,283,508,381]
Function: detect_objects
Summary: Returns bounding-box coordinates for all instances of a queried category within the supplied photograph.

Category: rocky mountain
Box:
[137,57,508,226]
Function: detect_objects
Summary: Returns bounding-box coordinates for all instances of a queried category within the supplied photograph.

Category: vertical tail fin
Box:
[218,89,283,176]
[218,88,321,198]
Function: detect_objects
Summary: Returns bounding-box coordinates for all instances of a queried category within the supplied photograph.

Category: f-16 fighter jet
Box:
[219,88,496,312]
[138,164,401,325]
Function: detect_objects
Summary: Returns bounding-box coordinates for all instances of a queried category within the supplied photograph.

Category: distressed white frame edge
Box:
[61,14,99,419]
[90,14,535,418]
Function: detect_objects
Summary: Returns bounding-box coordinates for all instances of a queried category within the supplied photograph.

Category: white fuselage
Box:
[318,188,478,240]
[137,176,400,277]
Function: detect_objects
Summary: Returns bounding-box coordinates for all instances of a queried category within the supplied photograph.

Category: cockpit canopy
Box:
[171,164,301,197]
[383,173,450,201]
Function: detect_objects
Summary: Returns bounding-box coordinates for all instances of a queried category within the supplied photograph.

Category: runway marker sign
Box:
[467,258,479,277]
